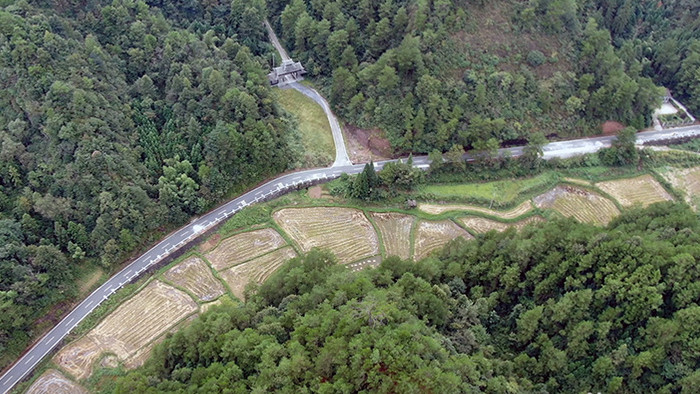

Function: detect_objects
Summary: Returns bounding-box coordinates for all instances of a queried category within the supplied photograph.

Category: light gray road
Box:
[264,20,290,62]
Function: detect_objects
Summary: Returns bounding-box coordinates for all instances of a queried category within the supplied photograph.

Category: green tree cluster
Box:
[0,0,297,362]
[271,0,660,155]
[118,202,700,393]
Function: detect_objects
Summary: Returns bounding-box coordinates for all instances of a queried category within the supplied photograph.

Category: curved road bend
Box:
[284,82,353,167]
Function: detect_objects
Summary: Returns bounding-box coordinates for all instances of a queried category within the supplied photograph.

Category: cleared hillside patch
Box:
[163,256,226,301]
[419,200,533,219]
[276,88,335,167]
[534,186,619,225]
[659,166,700,210]
[219,247,297,300]
[413,220,472,261]
[420,173,556,206]
[26,369,87,394]
[54,281,197,380]
[460,216,544,234]
[205,228,287,271]
[273,207,379,263]
[596,175,674,207]
[369,212,414,260]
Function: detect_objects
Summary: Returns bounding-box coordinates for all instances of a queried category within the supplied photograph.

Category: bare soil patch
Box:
[54,280,197,380]
[460,216,544,234]
[163,256,226,301]
[26,369,87,394]
[534,186,619,225]
[660,166,700,210]
[596,175,674,207]
[601,121,625,135]
[344,124,393,163]
[419,200,533,219]
[273,207,379,263]
[205,228,287,271]
[413,220,472,261]
[308,185,322,198]
[198,233,221,253]
[220,247,297,300]
[369,212,414,260]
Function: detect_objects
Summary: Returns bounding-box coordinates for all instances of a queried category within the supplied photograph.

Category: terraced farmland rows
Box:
[534,186,619,225]
[219,247,297,300]
[413,220,472,261]
[205,228,287,271]
[26,369,86,394]
[460,216,544,233]
[163,257,226,301]
[273,207,379,263]
[596,175,674,207]
[418,200,533,219]
[369,212,414,260]
[659,166,700,210]
[54,281,197,380]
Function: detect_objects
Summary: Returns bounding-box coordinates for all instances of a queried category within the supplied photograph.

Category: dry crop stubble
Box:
[369,212,414,260]
[25,369,87,394]
[163,256,226,301]
[460,216,544,233]
[54,281,197,380]
[413,220,472,261]
[659,166,700,210]
[205,228,287,271]
[219,247,297,300]
[596,175,673,207]
[273,207,379,263]
[534,186,619,225]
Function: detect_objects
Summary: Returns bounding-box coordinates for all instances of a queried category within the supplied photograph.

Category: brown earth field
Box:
[163,256,226,302]
[219,247,298,300]
[460,216,544,234]
[54,280,197,380]
[205,228,287,271]
[413,220,473,261]
[369,212,414,260]
[534,186,620,225]
[596,175,674,207]
[25,369,87,394]
[273,207,379,264]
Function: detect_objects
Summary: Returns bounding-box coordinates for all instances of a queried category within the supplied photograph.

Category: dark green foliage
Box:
[120,202,700,392]
[599,126,639,166]
[0,0,296,362]
[271,0,661,154]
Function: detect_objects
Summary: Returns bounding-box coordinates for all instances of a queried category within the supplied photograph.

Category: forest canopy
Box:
[0,0,296,362]
[117,203,700,393]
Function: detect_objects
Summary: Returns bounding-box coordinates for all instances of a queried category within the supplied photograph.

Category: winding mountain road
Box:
[1,24,700,394]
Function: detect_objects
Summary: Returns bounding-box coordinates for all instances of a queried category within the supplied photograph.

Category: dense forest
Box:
[0,0,297,362]
[117,203,700,392]
[269,0,698,153]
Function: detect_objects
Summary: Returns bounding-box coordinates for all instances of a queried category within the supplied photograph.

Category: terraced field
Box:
[219,247,297,300]
[534,186,620,225]
[26,369,87,394]
[596,175,674,207]
[419,200,533,219]
[54,281,197,380]
[659,166,700,210]
[369,212,414,260]
[205,228,287,271]
[460,216,544,234]
[163,256,226,301]
[273,207,379,263]
[413,220,472,261]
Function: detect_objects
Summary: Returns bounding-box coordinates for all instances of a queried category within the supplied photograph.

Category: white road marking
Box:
[47,336,55,343]
[25,356,34,364]
[67,318,74,325]
[85,301,93,308]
